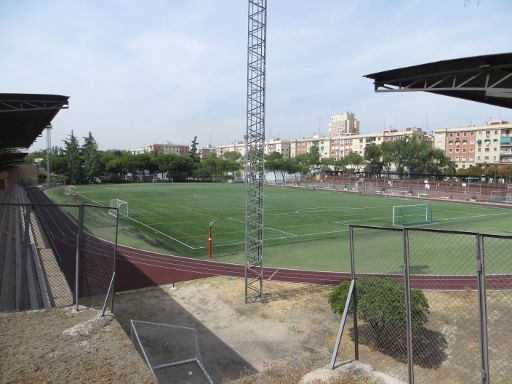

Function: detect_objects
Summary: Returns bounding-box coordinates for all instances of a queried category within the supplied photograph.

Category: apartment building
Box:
[329,112,360,136]
[265,138,291,158]
[215,141,246,158]
[434,120,512,168]
[290,136,331,159]
[217,127,431,162]
[132,142,189,156]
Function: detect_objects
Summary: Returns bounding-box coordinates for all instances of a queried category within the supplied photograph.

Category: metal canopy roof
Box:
[0,152,27,170]
[0,93,69,149]
[365,53,512,109]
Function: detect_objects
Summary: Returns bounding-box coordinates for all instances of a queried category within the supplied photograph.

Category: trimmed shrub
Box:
[328,277,429,330]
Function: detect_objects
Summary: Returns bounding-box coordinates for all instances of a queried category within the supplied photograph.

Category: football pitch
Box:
[47,183,512,273]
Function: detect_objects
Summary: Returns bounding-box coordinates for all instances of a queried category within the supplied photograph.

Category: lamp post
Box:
[208,221,215,259]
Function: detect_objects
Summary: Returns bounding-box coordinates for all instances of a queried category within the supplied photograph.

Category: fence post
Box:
[75,204,84,311]
[476,234,490,384]
[350,225,359,360]
[403,228,414,384]
[111,208,119,313]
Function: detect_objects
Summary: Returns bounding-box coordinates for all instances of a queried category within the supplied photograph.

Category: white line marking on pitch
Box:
[228,216,297,236]
[268,269,280,281]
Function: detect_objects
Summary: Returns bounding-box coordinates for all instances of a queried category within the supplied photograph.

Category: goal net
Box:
[489,190,512,204]
[109,199,128,217]
[131,320,212,384]
[64,185,76,196]
[393,204,432,227]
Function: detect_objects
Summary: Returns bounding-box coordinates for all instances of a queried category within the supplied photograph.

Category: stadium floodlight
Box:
[109,199,128,218]
[393,204,432,227]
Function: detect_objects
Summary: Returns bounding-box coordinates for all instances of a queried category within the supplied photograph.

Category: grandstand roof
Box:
[0,152,26,170]
[365,53,512,109]
[0,93,69,149]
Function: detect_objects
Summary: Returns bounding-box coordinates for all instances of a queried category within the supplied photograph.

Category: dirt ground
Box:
[1,277,509,383]
[0,306,155,384]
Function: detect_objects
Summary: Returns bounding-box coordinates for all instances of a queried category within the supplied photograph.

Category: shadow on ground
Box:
[349,324,448,368]
[113,261,257,383]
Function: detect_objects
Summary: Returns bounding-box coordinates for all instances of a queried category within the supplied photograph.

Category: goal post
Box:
[109,199,128,217]
[393,204,432,227]
[64,185,76,196]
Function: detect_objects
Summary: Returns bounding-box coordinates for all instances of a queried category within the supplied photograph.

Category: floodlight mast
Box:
[244,0,267,304]
[46,124,52,184]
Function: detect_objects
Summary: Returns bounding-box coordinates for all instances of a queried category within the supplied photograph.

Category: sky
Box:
[1,0,512,151]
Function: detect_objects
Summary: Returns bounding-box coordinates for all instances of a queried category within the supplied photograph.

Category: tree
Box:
[364,144,383,175]
[82,132,100,183]
[223,151,242,162]
[190,136,200,163]
[344,151,364,173]
[63,131,82,184]
[265,152,283,183]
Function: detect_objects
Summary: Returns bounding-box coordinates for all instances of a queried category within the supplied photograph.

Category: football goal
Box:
[109,199,129,217]
[393,204,432,227]
[64,185,76,196]
[489,190,512,204]
[152,176,173,184]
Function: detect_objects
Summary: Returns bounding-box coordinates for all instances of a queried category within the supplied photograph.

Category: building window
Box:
[449,149,453,153]
[485,148,490,152]
[449,133,453,137]
[469,156,474,161]
[470,140,475,144]
[462,148,466,153]
[463,132,467,137]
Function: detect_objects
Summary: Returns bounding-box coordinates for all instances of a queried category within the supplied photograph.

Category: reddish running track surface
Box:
[115,244,512,292]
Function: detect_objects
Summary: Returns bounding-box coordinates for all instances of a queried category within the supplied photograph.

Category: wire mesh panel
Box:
[482,235,512,383]
[352,226,408,381]
[79,205,117,309]
[130,320,212,384]
[408,230,480,384]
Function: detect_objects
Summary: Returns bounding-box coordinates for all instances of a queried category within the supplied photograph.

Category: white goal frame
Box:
[109,199,128,217]
[64,185,76,196]
[392,204,431,226]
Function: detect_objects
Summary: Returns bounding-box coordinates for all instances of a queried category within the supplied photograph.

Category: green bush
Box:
[328,277,429,330]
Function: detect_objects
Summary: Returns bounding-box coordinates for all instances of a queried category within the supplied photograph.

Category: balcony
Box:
[500,136,512,146]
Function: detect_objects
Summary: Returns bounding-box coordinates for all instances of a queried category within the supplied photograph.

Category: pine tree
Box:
[64,131,82,184]
[82,132,100,183]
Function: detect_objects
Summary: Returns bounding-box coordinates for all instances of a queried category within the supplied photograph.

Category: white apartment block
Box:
[132,142,189,156]
[329,112,360,136]
[434,120,512,169]
[218,127,431,162]
[215,141,246,158]
[265,138,291,158]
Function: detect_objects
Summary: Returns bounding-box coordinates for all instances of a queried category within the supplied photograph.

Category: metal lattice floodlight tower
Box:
[46,124,52,184]
[244,0,267,304]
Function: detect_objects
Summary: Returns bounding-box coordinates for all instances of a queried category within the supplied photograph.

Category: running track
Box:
[28,188,512,293]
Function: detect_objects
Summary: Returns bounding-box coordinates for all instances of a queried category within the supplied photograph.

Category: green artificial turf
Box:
[46,183,512,274]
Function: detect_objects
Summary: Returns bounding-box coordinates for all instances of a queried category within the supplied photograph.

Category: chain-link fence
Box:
[23,187,119,313]
[331,225,512,384]
[290,175,512,204]
[131,320,213,384]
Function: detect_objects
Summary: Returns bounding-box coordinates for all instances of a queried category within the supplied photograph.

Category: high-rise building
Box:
[328,112,360,136]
